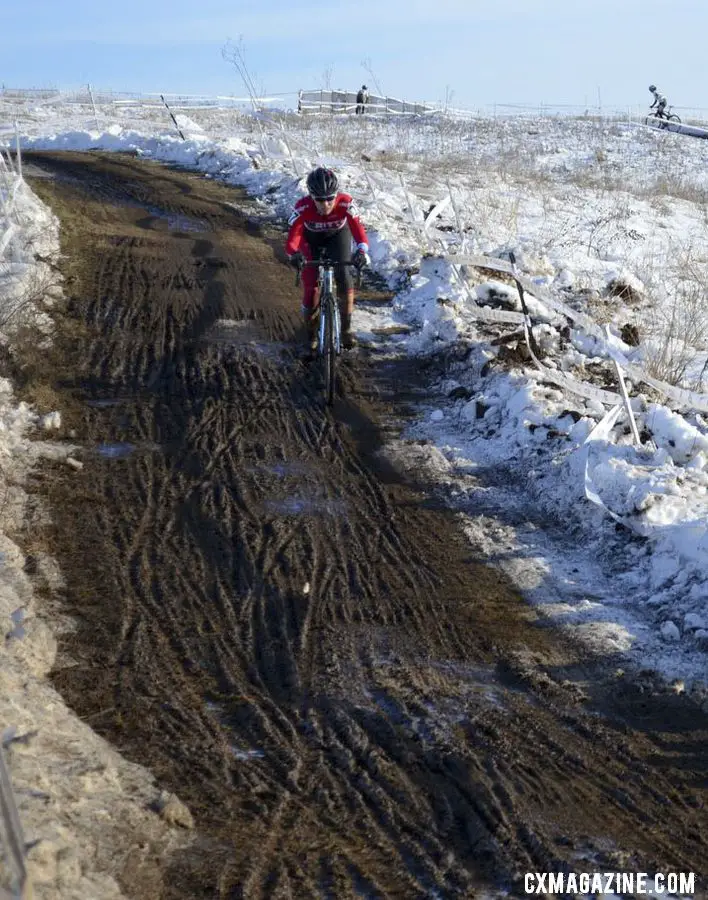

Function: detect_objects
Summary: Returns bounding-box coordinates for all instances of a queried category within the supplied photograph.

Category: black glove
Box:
[289,251,305,270]
[351,248,369,271]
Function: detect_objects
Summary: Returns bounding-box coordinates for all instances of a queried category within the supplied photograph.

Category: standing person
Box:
[649,84,668,118]
[285,167,370,354]
[355,84,369,115]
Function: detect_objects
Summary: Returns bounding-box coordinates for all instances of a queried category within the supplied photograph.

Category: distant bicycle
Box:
[296,258,360,406]
[644,106,681,129]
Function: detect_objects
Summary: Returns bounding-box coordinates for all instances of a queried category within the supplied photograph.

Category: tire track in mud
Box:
[21,152,708,899]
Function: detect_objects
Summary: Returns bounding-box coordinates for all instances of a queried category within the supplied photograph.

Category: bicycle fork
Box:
[318,297,342,353]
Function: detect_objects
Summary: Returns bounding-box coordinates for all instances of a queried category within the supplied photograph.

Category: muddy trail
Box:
[17,151,708,899]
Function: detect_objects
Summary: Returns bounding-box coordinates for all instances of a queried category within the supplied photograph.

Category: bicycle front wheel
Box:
[322,299,336,407]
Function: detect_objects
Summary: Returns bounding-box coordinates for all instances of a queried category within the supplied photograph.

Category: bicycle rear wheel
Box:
[667,113,681,124]
[322,298,336,407]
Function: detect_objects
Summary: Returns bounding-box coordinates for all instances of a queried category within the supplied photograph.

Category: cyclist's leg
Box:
[340,293,356,348]
[300,252,319,355]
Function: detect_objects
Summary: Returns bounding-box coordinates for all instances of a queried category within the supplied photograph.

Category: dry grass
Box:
[643,282,708,387]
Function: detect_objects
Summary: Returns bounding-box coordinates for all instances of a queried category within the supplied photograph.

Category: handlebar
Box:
[299,260,359,267]
[294,260,363,288]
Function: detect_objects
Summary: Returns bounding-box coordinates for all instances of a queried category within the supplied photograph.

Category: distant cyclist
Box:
[649,84,668,118]
[285,167,370,354]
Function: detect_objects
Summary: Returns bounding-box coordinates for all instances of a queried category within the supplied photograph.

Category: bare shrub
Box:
[643,283,708,387]
[0,261,60,335]
[0,213,62,338]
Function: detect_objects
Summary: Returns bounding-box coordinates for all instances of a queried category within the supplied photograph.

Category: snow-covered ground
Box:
[3,98,708,698]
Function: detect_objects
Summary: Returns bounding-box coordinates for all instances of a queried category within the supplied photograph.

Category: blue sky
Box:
[2,0,706,112]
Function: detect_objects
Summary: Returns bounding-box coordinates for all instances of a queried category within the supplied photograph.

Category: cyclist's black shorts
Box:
[304,226,354,294]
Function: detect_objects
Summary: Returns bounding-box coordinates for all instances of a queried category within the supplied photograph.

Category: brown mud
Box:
[17,151,708,899]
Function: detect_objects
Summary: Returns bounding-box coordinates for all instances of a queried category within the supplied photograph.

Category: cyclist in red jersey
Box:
[285,167,370,353]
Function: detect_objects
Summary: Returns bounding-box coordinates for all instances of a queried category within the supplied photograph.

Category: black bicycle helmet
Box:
[649,84,656,92]
[307,167,339,199]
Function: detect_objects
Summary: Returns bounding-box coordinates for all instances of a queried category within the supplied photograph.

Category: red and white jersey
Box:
[285,193,368,255]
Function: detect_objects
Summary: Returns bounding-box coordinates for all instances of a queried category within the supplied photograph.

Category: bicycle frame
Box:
[294,258,360,406]
[647,106,680,127]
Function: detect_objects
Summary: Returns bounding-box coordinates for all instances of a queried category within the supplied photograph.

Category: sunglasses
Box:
[313,195,336,202]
